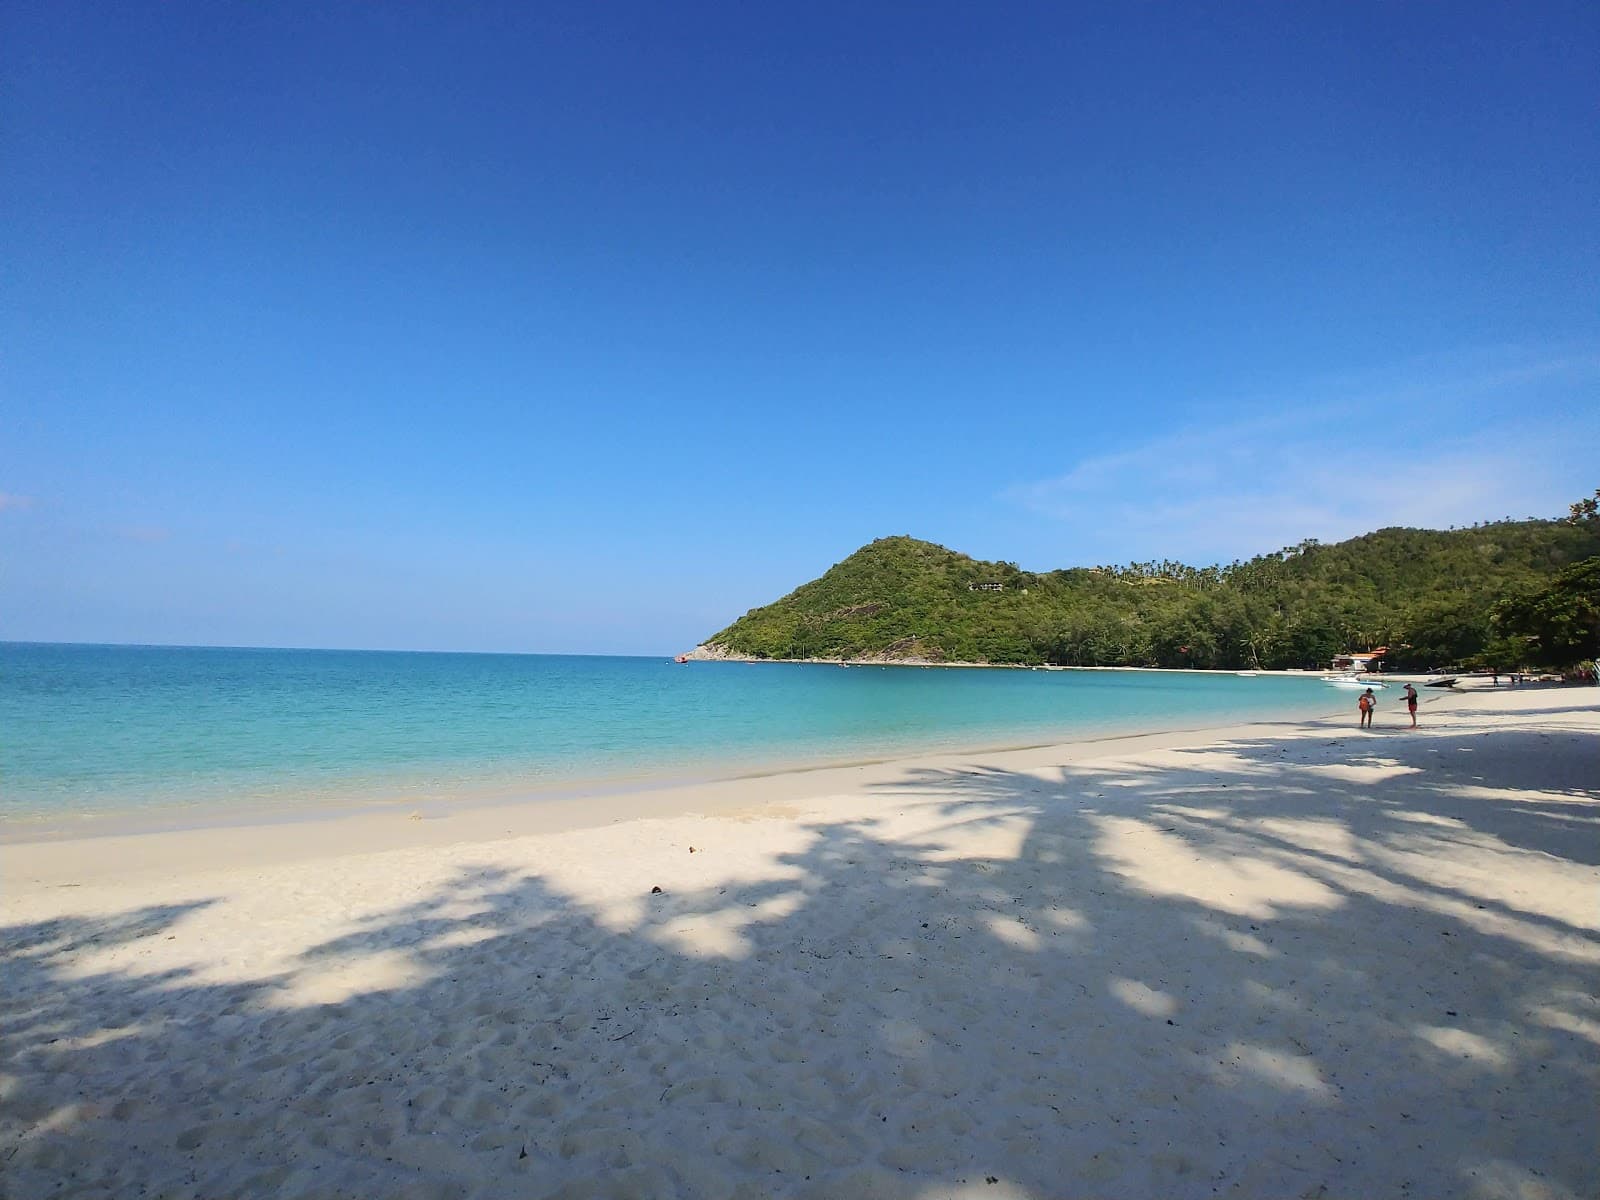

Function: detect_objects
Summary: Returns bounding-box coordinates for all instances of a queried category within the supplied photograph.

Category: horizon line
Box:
[0,639,679,659]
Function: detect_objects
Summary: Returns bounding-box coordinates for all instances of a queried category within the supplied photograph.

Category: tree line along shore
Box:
[699,494,1600,674]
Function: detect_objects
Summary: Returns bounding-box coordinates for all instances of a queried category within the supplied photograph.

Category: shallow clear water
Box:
[0,643,1346,827]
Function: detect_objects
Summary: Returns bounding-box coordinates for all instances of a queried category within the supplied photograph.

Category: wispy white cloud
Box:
[0,492,35,513]
[1006,351,1599,564]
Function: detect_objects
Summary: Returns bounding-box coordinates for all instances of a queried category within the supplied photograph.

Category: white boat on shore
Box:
[1321,675,1387,689]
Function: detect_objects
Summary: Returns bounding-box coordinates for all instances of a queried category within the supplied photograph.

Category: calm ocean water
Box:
[0,643,1346,829]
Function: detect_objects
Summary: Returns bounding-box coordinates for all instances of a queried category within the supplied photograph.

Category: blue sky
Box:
[4,1,1597,654]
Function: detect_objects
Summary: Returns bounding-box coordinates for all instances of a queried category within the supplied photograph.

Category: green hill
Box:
[700,518,1600,671]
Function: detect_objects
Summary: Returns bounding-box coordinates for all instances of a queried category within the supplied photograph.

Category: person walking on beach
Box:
[1358,688,1376,729]
[1402,682,1418,728]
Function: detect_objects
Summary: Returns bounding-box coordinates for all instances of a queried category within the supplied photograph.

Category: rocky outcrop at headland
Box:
[682,643,737,661]
[680,640,981,667]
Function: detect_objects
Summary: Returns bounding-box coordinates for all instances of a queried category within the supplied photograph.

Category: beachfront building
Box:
[1331,647,1388,673]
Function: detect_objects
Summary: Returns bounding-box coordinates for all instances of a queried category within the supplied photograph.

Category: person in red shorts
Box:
[1402,682,1418,728]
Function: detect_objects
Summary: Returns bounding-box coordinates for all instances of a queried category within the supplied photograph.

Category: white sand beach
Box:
[3,685,1597,1199]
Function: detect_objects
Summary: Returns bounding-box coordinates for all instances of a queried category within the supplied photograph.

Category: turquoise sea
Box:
[0,643,1348,831]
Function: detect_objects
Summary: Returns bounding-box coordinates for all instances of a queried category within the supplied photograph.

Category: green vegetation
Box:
[1492,558,1600,670]
[1489,490,1600,670]
[704,505,1600,671]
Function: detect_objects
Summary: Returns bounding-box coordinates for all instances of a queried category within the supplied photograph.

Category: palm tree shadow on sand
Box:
[4,700,1597,1199]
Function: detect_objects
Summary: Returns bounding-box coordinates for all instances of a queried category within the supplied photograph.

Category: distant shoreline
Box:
[682,646,1472,682]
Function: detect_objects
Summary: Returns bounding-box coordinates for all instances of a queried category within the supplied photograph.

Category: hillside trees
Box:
[703,511,1600,669]
[1493,556,1600,668]
[1489,489,1600,668]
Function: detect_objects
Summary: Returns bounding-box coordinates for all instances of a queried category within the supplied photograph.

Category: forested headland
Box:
[701,495,1600,672]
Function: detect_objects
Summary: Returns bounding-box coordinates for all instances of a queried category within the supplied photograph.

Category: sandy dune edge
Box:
[4,687,1597,1198]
